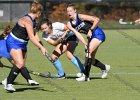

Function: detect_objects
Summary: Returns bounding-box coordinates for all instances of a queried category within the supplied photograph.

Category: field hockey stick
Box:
[45,52,54,63]
[3,65,51,78]
[28,70,51,78]
[85,37,90,57]
[119,18,140,25]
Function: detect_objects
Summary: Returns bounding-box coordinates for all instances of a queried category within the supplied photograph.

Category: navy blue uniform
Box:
[70,13,105,42]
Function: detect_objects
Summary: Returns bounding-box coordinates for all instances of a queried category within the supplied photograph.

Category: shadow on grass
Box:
[15,86,55,92]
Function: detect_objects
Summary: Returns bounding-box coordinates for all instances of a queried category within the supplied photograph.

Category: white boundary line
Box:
[1,72,140,77]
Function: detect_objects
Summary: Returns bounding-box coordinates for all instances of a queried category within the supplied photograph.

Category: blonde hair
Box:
[30,1,43,14]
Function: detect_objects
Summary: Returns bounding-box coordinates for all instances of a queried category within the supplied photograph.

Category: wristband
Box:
[39,41,44,46]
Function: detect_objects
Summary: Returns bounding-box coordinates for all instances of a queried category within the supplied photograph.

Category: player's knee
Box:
[15,62,25,69]
[52,50,61,58]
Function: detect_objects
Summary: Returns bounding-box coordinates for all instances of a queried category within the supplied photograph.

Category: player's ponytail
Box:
[30,1,43,14]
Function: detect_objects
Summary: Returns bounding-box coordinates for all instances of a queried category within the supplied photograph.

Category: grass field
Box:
[0,29,140,100]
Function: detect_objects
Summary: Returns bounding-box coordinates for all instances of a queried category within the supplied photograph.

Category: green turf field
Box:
[0,29,140,100]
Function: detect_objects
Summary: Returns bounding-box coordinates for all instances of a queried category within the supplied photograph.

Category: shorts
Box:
[91,26,106,42]
[6,33,28,52]
[0,39,11,59]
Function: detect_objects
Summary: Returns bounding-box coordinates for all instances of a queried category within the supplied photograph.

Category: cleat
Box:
[76,74,90,81]
[28,79,39,86]
[77,73,84,78]
[53,73,66,79]
[102,64,110,79]
[5,84,16,92]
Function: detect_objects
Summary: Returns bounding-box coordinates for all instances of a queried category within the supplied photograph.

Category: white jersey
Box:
[42,22,65,41]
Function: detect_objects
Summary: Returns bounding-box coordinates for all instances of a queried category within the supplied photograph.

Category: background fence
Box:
[0,0,140,29]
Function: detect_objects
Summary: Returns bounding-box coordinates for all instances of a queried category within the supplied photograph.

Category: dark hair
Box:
[66,3,76,10]
[3,25,12,35]
[40,19,52,29]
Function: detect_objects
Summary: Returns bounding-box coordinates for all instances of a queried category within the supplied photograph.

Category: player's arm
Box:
[135,18,140,23]
[23,18,47,54]
[67,22,87,46]
[60,25,69,39]
[79,14,100,30]
[34,32,44,46]
[46,38,60,46]
[79,14,100,37]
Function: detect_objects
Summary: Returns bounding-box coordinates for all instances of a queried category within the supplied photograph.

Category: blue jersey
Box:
[0,39,11,59]
[70,13,106,42]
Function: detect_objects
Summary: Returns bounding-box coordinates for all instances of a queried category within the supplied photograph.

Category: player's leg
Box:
[90,39,110,79]
[76,38,101,81]
[66,41,85,74]
[19,52,39,85]
[51,43,67,78]
[5,49,24,91]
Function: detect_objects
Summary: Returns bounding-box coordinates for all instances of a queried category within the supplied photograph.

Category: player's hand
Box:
[87,30,92,38]
[40,47,48,55]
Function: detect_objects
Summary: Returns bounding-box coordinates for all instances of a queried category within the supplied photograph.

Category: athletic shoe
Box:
[28,79,39,86]
[53,73,66,79]
[77,73,84,78]
[101,64,111,79]
[5,84,16,92]
[76,74,90,81]
[2,78,7,88]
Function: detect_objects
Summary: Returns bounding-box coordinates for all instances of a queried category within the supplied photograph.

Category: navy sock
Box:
[20,67,32,81]
[94,59,106,70]
[7,65,20,84]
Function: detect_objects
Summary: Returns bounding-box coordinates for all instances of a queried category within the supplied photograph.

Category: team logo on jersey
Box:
[75,22,85,31]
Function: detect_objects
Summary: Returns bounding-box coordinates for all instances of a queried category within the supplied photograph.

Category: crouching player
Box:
[40,19,85,79]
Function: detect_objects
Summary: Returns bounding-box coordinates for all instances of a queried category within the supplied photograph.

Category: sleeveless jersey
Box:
[12,14,36,41]
[70,13,93,35]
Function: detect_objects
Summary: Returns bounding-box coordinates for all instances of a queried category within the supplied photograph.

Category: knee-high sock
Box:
[53,59,64,76]
[84,57,92,77]
[94,59,106,70]
[7,65,20,84]
[20,67,32,81]
[70,56,85,73]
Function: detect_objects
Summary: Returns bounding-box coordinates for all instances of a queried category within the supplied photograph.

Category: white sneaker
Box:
[28,79,39,86]
[76,74,90,81]
[77,73,84,78]
[102,65,110,79]
[5,84,16,92]
[2,78,7,89]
